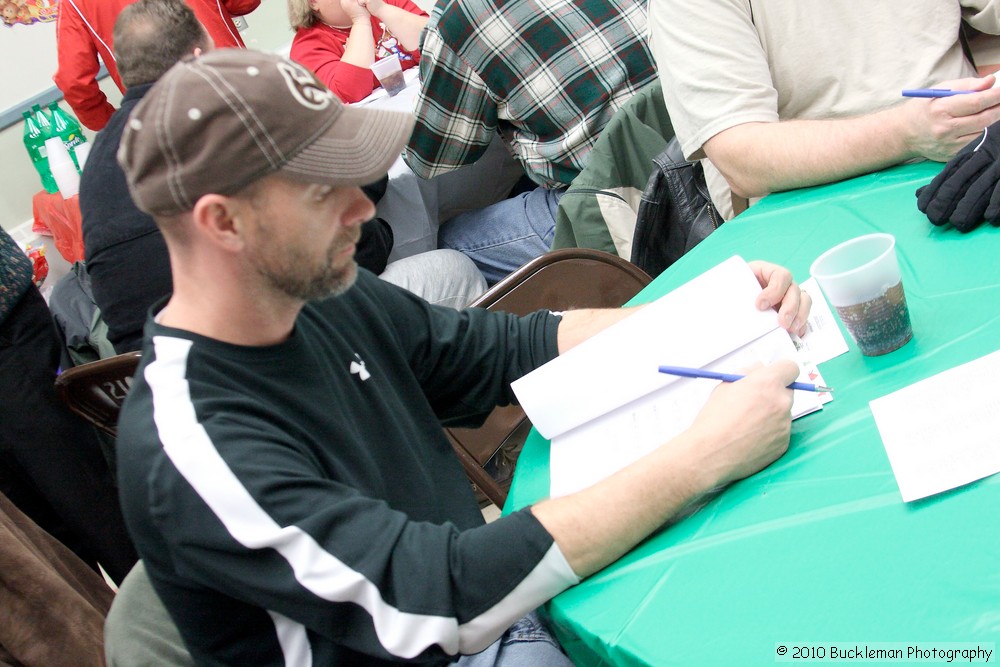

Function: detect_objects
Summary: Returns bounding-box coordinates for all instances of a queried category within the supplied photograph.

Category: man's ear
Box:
[190,194,246,253]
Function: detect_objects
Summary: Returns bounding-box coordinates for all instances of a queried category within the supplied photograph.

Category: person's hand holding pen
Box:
[897,75,1000,163]
[682,360,799,488]
[898,76,1000,231]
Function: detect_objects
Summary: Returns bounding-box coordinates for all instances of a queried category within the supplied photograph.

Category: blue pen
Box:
[901,88,974,98]
[657,365,832,393]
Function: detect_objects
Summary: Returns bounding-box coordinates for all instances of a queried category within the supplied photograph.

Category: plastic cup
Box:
[371,55,406,97]
[45,137,80,199]
[810,233,913,356]
[74,142,92,171]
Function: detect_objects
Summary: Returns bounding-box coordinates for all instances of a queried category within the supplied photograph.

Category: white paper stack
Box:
[512,256,824,498]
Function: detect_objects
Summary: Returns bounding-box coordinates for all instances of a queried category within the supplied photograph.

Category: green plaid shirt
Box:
[404,0,656,189]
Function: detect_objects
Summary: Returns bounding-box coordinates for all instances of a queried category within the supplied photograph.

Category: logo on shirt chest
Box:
[349,353,371,381]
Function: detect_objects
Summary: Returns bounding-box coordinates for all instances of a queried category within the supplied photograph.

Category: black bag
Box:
[630,137,723,278]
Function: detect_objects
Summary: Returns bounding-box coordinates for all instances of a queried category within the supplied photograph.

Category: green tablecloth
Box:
[506,162,1000,666]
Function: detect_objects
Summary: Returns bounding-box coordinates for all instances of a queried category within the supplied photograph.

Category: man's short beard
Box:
[260,259,358,302]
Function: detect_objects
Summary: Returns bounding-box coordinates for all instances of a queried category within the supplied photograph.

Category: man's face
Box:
[239,175,375,302]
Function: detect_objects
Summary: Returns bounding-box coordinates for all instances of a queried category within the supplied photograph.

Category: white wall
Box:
[0,0,293,233]
[1,19,59,112]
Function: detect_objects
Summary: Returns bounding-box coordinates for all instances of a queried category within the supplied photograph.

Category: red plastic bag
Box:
[32,216,52,236]
[31,191,84,263]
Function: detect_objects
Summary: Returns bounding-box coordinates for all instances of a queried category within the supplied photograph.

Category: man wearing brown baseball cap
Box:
[113,48,811,665]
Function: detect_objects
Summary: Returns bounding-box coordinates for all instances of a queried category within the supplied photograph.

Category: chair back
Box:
[446,248,652,509]
[552,80,674,259]
[54,352,142,438]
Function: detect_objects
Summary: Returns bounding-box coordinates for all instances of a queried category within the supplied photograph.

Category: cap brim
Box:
[279,105,415,187]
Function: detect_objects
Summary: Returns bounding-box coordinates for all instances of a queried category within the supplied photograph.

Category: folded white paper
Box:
[511,256,823,498]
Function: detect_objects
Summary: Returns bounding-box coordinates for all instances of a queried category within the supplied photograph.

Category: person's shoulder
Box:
[290,24,335,56]
[89,87,148,150]
[116,343,161,443]
[291,22,324,45]
[430,0,477,26]
[61,0,132,19]
[296,21,338,40]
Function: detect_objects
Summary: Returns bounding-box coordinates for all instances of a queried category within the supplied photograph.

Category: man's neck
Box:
[159,278,303,347]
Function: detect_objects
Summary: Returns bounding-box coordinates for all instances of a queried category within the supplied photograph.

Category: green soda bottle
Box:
[22,110,59,194]
[31,103,53,136]
[48,102,87,171]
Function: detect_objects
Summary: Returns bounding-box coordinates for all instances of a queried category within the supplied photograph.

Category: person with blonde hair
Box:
[288,0,427,103]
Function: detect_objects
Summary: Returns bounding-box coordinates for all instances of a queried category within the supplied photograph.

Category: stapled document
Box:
[511,256,828,498]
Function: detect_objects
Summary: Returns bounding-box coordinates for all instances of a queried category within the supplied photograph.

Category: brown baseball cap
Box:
[118,49,415,216]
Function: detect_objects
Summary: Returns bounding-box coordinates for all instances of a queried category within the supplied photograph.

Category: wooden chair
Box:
[446,248,653,509]
[54,352,142,438]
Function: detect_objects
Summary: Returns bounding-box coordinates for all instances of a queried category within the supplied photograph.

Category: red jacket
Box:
[289,0,424,104]
[53,0,260,130]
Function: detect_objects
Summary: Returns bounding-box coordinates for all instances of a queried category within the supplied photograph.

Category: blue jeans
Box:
[457,611,572,667]
[438,187,564,285]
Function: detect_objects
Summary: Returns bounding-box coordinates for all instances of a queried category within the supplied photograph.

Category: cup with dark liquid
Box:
[810,233,913,356]
[371,55,406,97]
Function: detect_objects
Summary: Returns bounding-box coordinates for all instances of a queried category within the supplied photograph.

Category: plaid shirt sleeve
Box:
[403,26,498,179]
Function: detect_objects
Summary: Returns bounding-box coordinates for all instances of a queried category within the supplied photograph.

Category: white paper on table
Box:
[792,277,849,365]
[869,349,1000,502]
[509,256,826,498]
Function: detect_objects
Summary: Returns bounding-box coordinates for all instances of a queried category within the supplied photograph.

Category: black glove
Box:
[916,121,1000,232]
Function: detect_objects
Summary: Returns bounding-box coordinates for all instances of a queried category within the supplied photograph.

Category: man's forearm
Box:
[704,109,915,199]
[530,429,709,578]
[556,306,643,354]
[709,80,1000,199]
[529,360,798,578]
